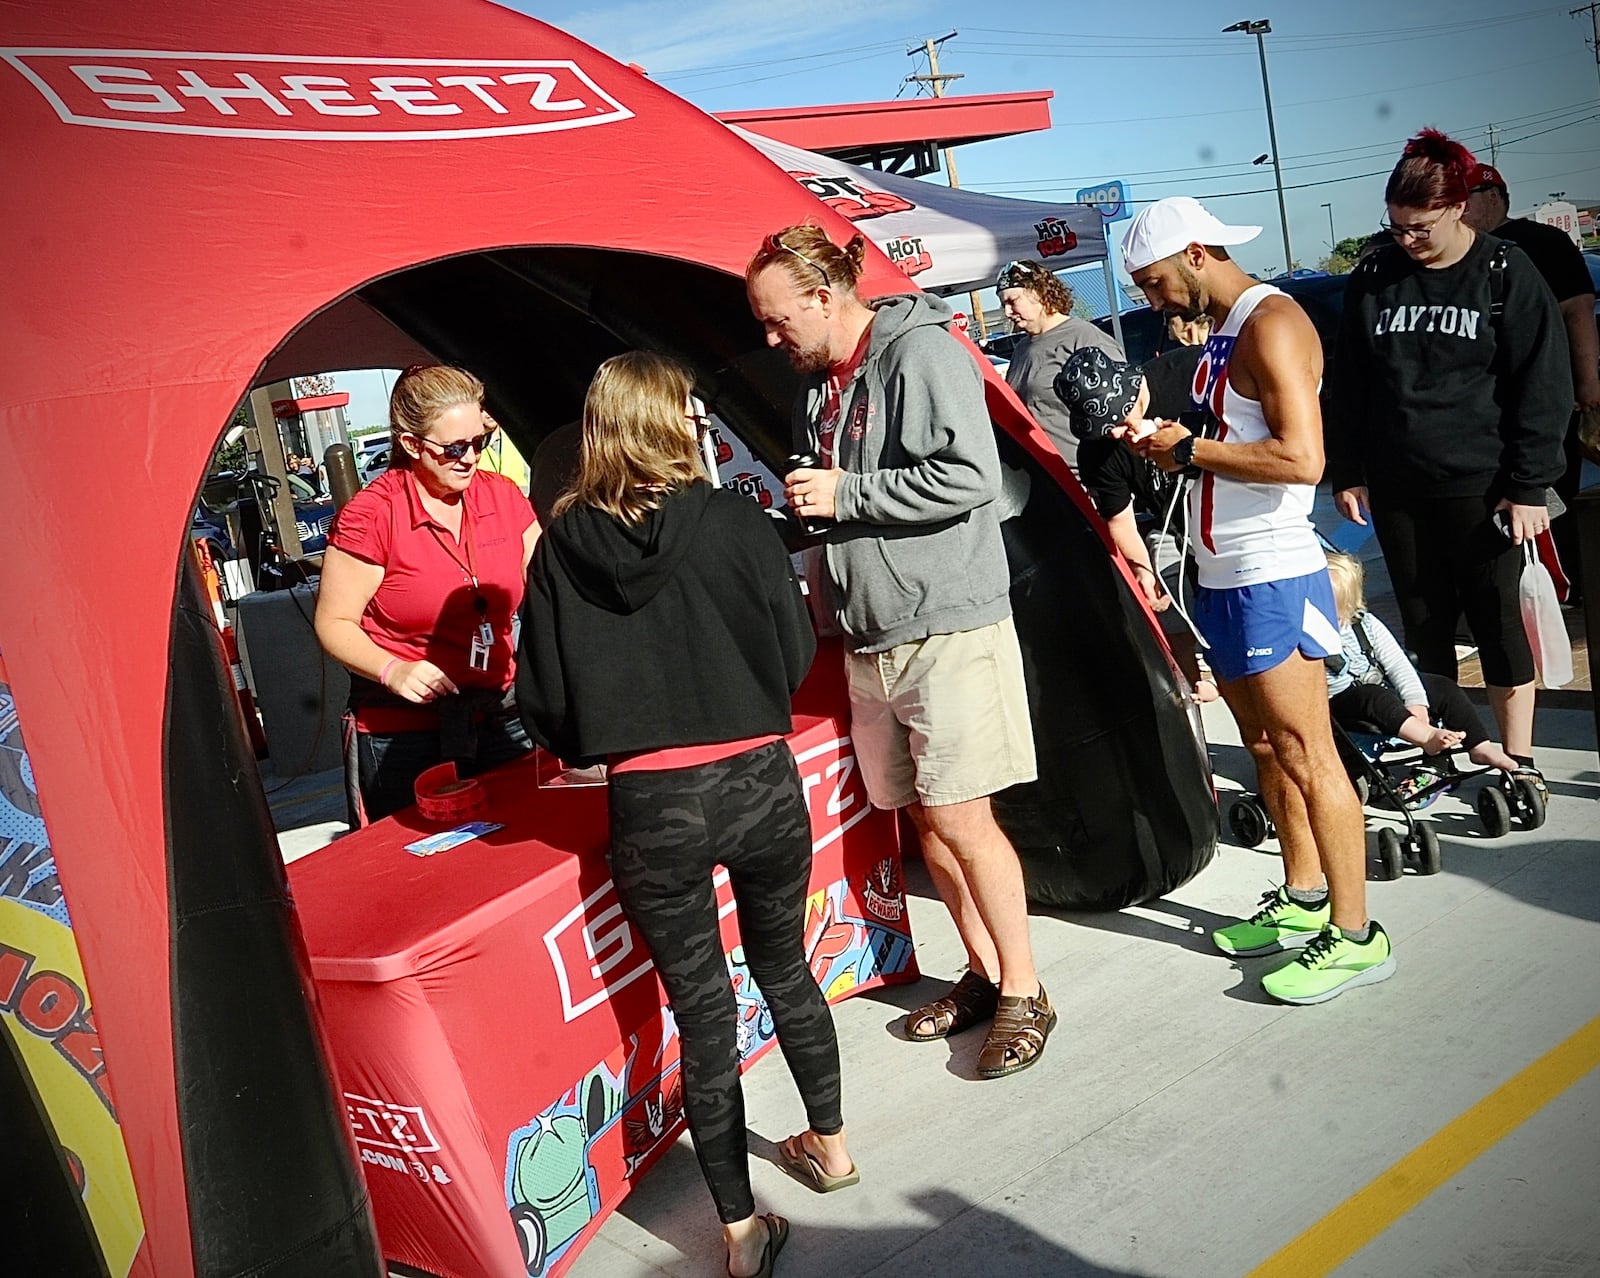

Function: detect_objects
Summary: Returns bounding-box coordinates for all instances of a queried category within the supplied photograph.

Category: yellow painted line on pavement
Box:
[1246,1014,1600,1278]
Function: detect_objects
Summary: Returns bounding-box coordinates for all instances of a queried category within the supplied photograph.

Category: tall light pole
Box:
[1320,202,1335,251]
[1225,19,1292,274]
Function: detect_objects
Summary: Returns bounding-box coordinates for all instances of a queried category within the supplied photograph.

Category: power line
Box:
[973,102,1600,193]
[975,112,1600,203]
[658,40,906,81]
[960,11,1563,52]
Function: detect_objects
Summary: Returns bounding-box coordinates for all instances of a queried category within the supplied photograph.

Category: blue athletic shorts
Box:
[1194,570,1343,683]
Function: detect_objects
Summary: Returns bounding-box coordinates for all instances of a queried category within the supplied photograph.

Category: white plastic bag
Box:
[1519,541,1572,688]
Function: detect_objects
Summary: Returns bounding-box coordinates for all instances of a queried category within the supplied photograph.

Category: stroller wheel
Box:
[1476,785,1511,838]
[1412,824,1443,876]
[1377,828,1404,881]
[1227,794,1272,848]
[1511,778,1547,831]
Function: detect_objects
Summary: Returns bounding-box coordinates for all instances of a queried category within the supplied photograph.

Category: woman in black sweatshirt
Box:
[1326,128,1568,792]
[517,351,854,1278]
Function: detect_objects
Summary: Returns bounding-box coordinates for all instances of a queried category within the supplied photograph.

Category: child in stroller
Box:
[1323,553,1517,775]
[1321,553,1545,873]
[1224,550,1545,871]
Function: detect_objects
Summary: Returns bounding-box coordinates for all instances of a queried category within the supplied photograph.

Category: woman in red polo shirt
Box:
[314,364,539,824]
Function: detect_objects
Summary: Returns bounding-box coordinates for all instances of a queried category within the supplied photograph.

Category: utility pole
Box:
[1573,3,1600,90]
[1225,19,1293,275]
[1487,123,1500,167]
[906,33,988,337]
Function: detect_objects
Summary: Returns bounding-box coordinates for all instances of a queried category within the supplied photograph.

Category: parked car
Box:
[1090,273,1349,376]
[200,469,337,558]
[357,443,391,485]
[285,472,337,553]
[190,504,233,564]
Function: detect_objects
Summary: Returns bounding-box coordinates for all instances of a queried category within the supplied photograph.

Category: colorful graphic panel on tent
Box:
[0,3,1215,1275]
[734,126,1107,292]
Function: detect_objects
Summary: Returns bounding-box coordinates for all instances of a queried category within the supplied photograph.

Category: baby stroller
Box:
[1225,712,1547,881]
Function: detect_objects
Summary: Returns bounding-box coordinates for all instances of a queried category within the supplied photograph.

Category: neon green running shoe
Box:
[1260,922,1396,1006]
[1212,886,1329,957]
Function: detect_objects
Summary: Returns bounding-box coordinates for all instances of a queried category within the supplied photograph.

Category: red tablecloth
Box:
[287,708,915,1278]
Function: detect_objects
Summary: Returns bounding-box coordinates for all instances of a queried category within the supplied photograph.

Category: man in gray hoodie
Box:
[746,226,1054,1080]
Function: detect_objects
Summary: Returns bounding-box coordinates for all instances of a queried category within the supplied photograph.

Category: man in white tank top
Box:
[1119,197,1395,1006]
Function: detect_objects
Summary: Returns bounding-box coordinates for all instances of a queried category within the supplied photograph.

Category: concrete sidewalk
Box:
[566,695,1600,1278]
[269,484,1599,1277]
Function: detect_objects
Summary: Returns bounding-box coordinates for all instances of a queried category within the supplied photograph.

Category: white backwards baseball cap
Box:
[1121,196,1261,272]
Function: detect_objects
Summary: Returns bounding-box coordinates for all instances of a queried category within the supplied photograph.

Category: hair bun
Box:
[1402,126,1477,174]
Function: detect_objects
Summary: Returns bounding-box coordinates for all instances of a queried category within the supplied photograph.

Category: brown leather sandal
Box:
[976,984,1057,1078]
[904,970,1000,1042]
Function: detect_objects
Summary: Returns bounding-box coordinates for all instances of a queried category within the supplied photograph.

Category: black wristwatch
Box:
[1171,434,1197,469]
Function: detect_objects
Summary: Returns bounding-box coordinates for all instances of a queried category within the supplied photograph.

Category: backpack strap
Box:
[1488,240,1510,322]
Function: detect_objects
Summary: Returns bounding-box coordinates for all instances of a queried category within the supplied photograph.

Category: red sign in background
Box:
[287,705,914,1278]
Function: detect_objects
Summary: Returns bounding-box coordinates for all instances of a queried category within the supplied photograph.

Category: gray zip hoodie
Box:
[792,291,1011,653]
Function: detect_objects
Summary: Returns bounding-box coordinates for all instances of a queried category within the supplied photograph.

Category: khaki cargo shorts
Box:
[844,616,1037,810]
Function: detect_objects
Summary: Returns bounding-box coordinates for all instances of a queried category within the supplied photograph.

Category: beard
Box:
[1166,259,1207,322]
[785,337,832,374]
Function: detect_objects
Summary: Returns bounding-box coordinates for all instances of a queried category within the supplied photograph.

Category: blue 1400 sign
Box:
[1077,180,1130,223]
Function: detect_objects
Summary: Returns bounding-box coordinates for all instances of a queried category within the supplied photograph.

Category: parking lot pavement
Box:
[568,695,1598,1278]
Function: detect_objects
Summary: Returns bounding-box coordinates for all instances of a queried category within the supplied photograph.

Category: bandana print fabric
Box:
[1052,346,1143,441]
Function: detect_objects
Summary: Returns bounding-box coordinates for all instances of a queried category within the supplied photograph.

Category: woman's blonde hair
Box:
[556,352,705,524]
[1324,552,1366,624]
[389,364,485,468]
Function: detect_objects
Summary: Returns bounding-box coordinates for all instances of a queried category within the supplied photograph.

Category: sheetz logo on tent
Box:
[0,49,634,140]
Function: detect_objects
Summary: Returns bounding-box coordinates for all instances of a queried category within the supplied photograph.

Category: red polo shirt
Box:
[330,467,535,729]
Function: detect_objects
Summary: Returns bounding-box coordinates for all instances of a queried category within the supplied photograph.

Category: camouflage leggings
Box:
[607,741,844,1223]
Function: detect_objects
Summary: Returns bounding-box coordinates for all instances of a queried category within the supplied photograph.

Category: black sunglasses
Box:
[410,426,496,461]
[766,233,830,288]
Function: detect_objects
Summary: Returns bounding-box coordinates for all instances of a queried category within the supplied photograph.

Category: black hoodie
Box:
[516,482,815,766]
[1325,234,1569,505]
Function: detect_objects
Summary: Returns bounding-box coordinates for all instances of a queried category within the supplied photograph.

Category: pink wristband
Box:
[378,657,401,689]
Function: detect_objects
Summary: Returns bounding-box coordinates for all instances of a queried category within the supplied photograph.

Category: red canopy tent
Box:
[0,4,1217,1276]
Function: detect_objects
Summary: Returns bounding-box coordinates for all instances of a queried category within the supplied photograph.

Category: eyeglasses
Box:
[1380,210,1451,242]
[685,411,713,439]
[766,233,830,288]
[410,426,496,461]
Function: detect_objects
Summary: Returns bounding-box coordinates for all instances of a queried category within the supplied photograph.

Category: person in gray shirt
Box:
[998,259,1124,473]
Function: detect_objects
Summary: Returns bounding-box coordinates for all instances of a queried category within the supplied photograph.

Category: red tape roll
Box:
[413,762,488,823]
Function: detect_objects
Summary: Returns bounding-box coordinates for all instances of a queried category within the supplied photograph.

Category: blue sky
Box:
[507,0,1599,273]
[339,0,1600,426]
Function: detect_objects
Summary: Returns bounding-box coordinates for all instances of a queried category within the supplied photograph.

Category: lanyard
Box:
[427,505,487,618]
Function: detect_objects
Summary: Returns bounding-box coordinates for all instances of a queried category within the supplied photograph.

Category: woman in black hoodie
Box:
[517,352,854,1278]
[1327,128,1569,795]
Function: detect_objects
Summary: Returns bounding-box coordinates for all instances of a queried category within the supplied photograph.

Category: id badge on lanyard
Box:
[468,595,493,672]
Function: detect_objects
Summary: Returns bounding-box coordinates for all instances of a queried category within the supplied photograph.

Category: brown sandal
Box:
[976,984,1057,1079]
[904,970,1000,1042]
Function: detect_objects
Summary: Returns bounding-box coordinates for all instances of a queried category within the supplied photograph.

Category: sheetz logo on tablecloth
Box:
[0,49,634,139]
[543,738,873,1022]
